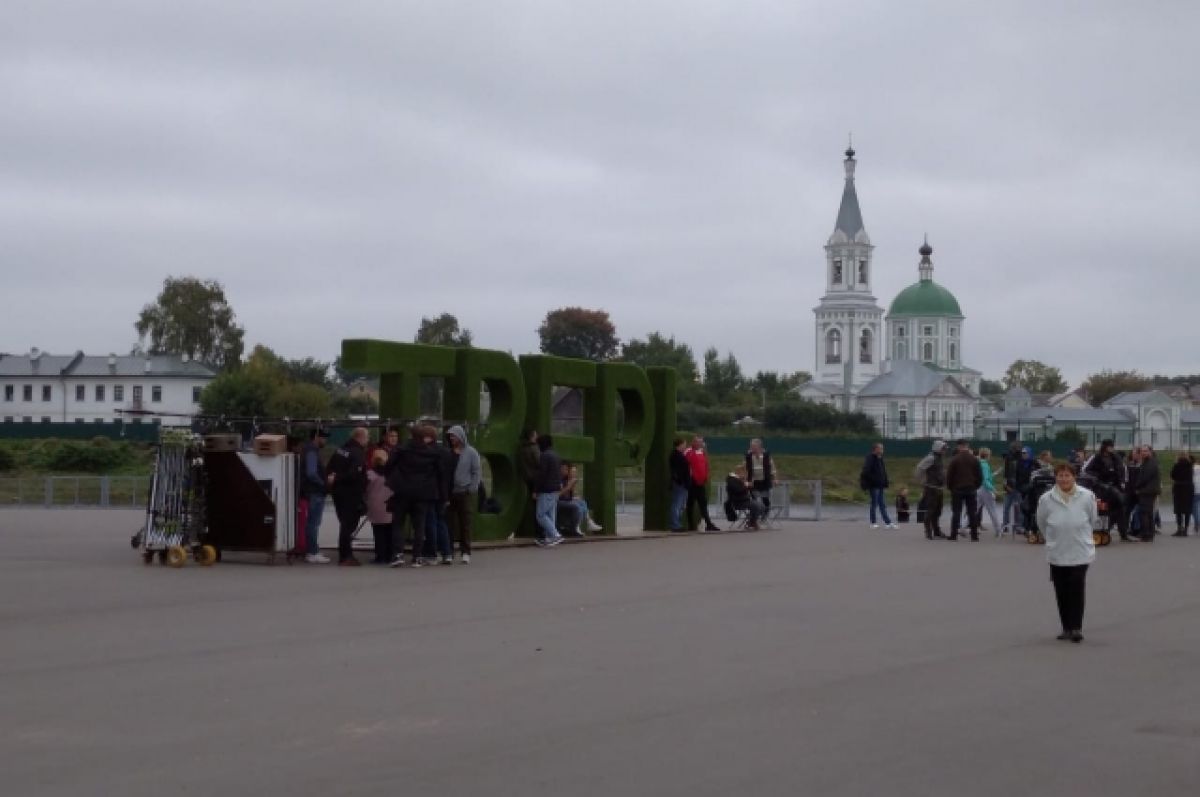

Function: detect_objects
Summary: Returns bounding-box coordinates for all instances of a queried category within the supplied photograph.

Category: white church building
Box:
[798,146,981,439]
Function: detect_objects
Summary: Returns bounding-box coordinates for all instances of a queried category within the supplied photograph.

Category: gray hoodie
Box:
[447,425,482,494]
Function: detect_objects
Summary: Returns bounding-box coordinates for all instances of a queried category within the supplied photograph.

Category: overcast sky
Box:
[3,1,1198,386]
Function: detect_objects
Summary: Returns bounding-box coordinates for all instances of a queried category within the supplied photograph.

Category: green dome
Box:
[888,279,962,317]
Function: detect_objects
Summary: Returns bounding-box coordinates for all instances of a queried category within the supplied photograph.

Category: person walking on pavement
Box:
[977,448,1003,536]
[945,438,983,541]
[916,440,947,540]
[328,426,369,566]
[1001,441,1026,533]
[1169,452,1194,536]
[300,428,332,564]
[684,436,720,532]
[533,434,565,547]
[859,442,895,529]
[1037,462,1097,643]
[669,437,691,532]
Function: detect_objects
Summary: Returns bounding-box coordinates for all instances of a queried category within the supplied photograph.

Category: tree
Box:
[415,313,473,347]
[281,357,332,388]
[199,369,276,417]
[135,277,245,370]
[620,332,698,382]
[266,382,332,418]
[537,307,619,361]
[1080,369,1150,406]
[979,378,1004,395]
[702,347,743,403]
[748,370,811,400]
[1002,359,1067,393]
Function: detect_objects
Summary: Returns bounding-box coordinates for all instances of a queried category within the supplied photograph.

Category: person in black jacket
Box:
[1083,440,1130,540]
[724,465,764,529]
[669,437,691,531]
[859,442,894,529]
[328,427,368,566]
[745,439,776,514]
[419,430,458,564]
[385,424,444,567]
[533,434,564,546]
[1001,442,1024,532]
[300,428,332,564]
[1169,452,1195,536]
[1133,445,1161,542]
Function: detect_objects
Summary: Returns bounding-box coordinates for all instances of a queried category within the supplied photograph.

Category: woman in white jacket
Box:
[1036,462,1098,643]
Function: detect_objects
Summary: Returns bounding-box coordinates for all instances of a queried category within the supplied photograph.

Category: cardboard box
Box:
[254,434,288,456]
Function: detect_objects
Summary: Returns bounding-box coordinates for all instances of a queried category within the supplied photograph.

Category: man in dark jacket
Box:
[1001,441,1023,532]
[745,438,775,514]
[945,439,983,541]
[915,440,947,540]
[669,437,691,531]
[1084,439,1129,539]
[385,424,444,566]
[328,426,369,565]
[533,434,564,546]
[1133,445,1161,542]
[300,428,332,564]
[859,442,894,529]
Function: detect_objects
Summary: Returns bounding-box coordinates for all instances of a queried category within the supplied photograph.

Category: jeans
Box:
[670,484,688,529]
[1050,564,1089,632]
[977,489,1002,532]
[305,493,326,555]
[868,488,892,525]
[1002,490,1023,530]
[423,503,452,558]
[922,486,944,537]
[535,493,562,541]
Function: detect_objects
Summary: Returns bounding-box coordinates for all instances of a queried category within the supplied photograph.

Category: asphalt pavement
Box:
[1,508,1198,796]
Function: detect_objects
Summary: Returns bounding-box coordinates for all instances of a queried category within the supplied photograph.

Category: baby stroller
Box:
[1023,469,1057,545]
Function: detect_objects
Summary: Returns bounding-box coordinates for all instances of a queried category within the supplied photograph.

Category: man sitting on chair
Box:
[725,465,765,530]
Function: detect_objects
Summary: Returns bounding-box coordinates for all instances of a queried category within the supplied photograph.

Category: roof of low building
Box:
[857,360,971,399]
[0,351,217,378]
[1103,390,1176,407]
[981,407,1136,424]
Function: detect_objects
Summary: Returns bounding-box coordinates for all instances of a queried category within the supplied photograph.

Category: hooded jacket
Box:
[447,425,482,495]
[385,437,443,501]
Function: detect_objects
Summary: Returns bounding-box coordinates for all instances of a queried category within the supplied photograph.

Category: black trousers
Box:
[922,487,944,537]
[950,488,979,536]
[332,494,362,562]
[1050,564,1089,632]
[389,495,428,561]
[371,522,393,563]
[751,480,771,512]
[1136,494,1157,540]
[686,483,716,529]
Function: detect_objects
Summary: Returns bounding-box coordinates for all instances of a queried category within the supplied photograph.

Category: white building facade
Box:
[0,349,217,426]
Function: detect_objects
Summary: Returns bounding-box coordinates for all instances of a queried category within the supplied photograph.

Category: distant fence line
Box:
[0,476,150,508]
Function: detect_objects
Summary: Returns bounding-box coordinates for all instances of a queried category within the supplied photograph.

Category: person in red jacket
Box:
[684,436,720,531]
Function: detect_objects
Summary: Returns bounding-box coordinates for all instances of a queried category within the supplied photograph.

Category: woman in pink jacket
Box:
[365,449,394,564]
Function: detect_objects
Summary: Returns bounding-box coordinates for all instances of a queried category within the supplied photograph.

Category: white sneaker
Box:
[870,524,879,529]
[587,520,603,532]
[461,554,471,565]
[887,524,898,530]
[305,553,330,564]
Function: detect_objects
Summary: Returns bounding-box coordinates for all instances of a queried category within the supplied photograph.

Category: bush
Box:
[0,446,13,472]
[42,440,135,473]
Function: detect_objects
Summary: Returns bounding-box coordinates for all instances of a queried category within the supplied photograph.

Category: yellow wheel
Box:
[1099,531,1112,547]
[195,545,218,567]
[1026,531,1040,545]
[165,545,188,568]
[1093,531,1105,546]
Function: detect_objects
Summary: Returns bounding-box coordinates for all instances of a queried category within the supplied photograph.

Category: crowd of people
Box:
[295,424,610,566]
[861,437,1200,545]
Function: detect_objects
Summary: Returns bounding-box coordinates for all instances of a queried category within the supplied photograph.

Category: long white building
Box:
[0,349,217,426]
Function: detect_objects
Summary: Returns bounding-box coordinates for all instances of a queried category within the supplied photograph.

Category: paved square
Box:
[2,509,1198,796]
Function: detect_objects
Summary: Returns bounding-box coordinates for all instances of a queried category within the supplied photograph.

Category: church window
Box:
[949,327,958,337]
[943,410,950,429]
[923,342,934,362]
[826,329,842,363]
[859,329,872,364]
[896,341,907,359]
[929,410,937,432]
[922,325,933,336]
[895,326,905,337]
[858,260,868,284]
[898,407,908,431]
[949,343,957,363]
[832,260,843,285]
[955,409,962,430]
